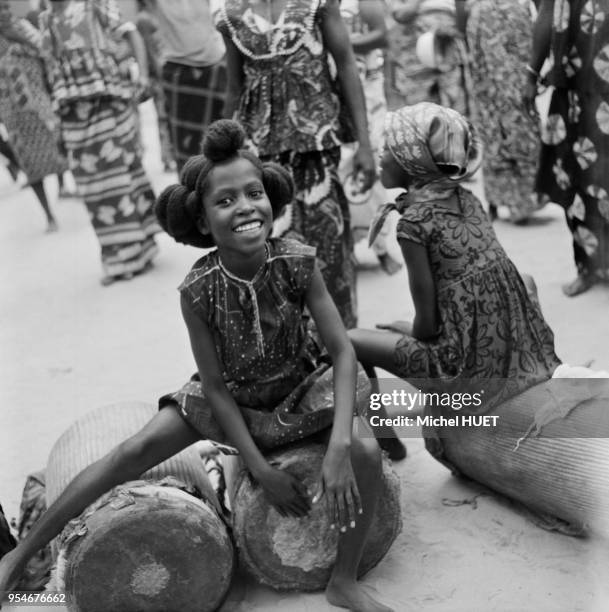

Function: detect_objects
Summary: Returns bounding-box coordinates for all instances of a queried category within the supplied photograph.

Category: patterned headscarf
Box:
[384,102,482,189]
[369,103,482,245]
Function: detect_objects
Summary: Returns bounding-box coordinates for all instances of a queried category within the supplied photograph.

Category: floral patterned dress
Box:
[392,187,560,403]
[215,0,357,328]
[536,0,609,280]
[160,239,368,451]
[466,0,543,222]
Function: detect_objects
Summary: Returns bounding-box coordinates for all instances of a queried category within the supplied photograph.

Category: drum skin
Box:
[232,443,402,591]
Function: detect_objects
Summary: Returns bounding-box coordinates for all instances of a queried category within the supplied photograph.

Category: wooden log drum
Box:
[425,379,609,536]
[231,443,402,591]
[45,402,234,612]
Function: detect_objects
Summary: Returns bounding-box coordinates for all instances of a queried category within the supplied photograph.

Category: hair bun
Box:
[201,119,246,162]
[155,184,209,248]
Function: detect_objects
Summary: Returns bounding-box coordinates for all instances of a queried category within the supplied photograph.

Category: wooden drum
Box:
[45,402,234,612]
[426,379,609,536]
[231,443,402,591]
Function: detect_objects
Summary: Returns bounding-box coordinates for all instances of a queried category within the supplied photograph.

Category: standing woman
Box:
[464,0,543,224]
[0,0,66,232]
[385,0,470,114]
[39,0,160,285]
[525,0,609,296]
[216,0,376,328]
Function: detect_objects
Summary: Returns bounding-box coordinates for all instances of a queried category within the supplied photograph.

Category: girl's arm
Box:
[399,239,439,340]
[350,0,387,55]
[181,296,310,517]
[524,0,553,115]
[222,35,244,119]
[305,264,362,528]
[122,26,150,89]
[320,0,375,189]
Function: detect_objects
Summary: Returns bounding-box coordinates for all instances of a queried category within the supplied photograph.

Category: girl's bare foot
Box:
[326,578,394,612]
[377,253,402,276]
[562,273,596,297]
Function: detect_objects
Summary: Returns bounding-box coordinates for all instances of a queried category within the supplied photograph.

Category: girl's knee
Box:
[350,432,382,473]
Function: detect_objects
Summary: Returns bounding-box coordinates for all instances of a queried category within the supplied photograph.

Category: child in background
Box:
[0,120,394,612]
[349,103,561,457]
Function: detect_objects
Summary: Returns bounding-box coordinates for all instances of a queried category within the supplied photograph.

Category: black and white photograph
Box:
[1,0,608,610]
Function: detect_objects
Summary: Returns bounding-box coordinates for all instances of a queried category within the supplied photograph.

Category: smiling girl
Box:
[0,120,393,612]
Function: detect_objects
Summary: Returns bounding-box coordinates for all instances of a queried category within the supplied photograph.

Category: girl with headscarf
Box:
[348,103,560,433]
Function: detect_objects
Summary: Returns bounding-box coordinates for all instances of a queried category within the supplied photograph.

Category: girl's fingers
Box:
[351,481,363,517]
[311,478,324,504]
[335,491,348,532]
[344,487,357,529]
[326,490,338,529]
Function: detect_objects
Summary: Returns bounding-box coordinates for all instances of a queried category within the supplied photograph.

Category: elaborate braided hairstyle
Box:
[155,120,294,248]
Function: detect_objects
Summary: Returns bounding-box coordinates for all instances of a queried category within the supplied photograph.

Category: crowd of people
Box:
[1,0,608,610]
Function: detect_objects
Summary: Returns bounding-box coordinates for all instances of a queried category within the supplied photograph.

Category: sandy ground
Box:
[2,101,609,611]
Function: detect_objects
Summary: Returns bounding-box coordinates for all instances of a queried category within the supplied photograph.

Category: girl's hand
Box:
[257,466,311,518]
[376,320,413,335]
[353,144,376,192]
[312,445,362,532]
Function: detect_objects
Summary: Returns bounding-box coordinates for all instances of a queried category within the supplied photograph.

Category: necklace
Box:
[220,0,318,61]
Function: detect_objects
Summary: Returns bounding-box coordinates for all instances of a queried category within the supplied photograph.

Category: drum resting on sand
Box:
[424,377,609,537]
[231,443,402,591]
[45,402,234,612]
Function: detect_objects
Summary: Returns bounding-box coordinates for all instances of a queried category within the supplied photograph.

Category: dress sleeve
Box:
[395,208,430,246]
[273,239,317,300]
[179,279,211,323]
[178,257,214,323]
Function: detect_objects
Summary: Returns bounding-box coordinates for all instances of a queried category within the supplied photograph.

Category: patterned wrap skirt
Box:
[160,60,227,172]
[537,87,609,279]
[467,0,542,222]
[59,97,160,277]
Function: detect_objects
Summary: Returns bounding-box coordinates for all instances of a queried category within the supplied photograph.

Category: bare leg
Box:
[29,180,57,232]
[348,329,407,461]
[325,419,394,612]
[0,407,199,597]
